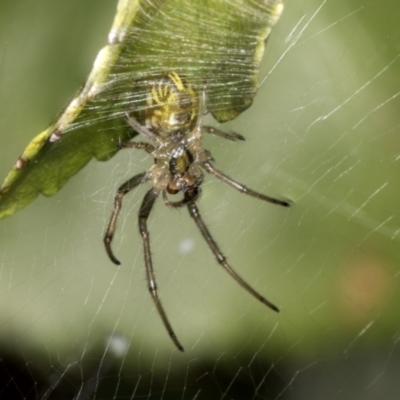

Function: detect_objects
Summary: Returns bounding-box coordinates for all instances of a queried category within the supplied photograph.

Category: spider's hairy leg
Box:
[104,172,149,265]
[162,189,200,208]
[186,196,279,313]
[202,161,291,207]
[162,190,187,208]
[139,187,185,352]
[202,126,245,141]
[126,113,159,143]
[118,141,155,154]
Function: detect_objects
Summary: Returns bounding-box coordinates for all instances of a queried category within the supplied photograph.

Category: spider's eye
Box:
[144,72,198,137]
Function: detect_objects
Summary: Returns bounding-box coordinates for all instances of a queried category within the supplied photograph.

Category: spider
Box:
[103,72,290,351]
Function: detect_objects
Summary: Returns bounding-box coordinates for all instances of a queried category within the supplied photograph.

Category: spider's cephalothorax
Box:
[104,72,291,352]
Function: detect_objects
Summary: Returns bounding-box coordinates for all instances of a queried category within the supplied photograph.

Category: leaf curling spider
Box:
[103,72,291,351]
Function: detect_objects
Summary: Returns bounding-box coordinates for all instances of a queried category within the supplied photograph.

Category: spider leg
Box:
[202,161,291,207]
[139,187,184,352]
[162,190,187,208]
[104,172,149,265]
[203,126,245,141]
[186,194,279,313]
[162,189,200,208]
[126,113,160,143]
[119,140,155,154]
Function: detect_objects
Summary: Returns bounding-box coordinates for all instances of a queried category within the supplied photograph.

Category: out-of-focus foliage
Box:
[0,0,283,219]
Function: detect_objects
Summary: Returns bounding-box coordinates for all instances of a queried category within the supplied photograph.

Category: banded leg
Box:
[186,197,279,313]
[162,190,186,208]
[162,188,200,208]
[126,113,160,143]
[104,172,149,265]
[139,188,184,352]
[119,140,155,154]
[203,125,245,141]
[202,161,291,207]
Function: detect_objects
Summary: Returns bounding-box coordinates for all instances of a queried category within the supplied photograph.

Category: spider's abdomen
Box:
[145,72,198,138]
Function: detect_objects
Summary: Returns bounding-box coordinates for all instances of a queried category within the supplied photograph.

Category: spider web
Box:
[0,0,399,399]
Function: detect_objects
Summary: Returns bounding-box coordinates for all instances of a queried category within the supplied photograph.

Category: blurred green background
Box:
[0,0,399,399]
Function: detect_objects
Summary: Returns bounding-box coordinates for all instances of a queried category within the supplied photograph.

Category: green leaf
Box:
[0,0,283,219]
